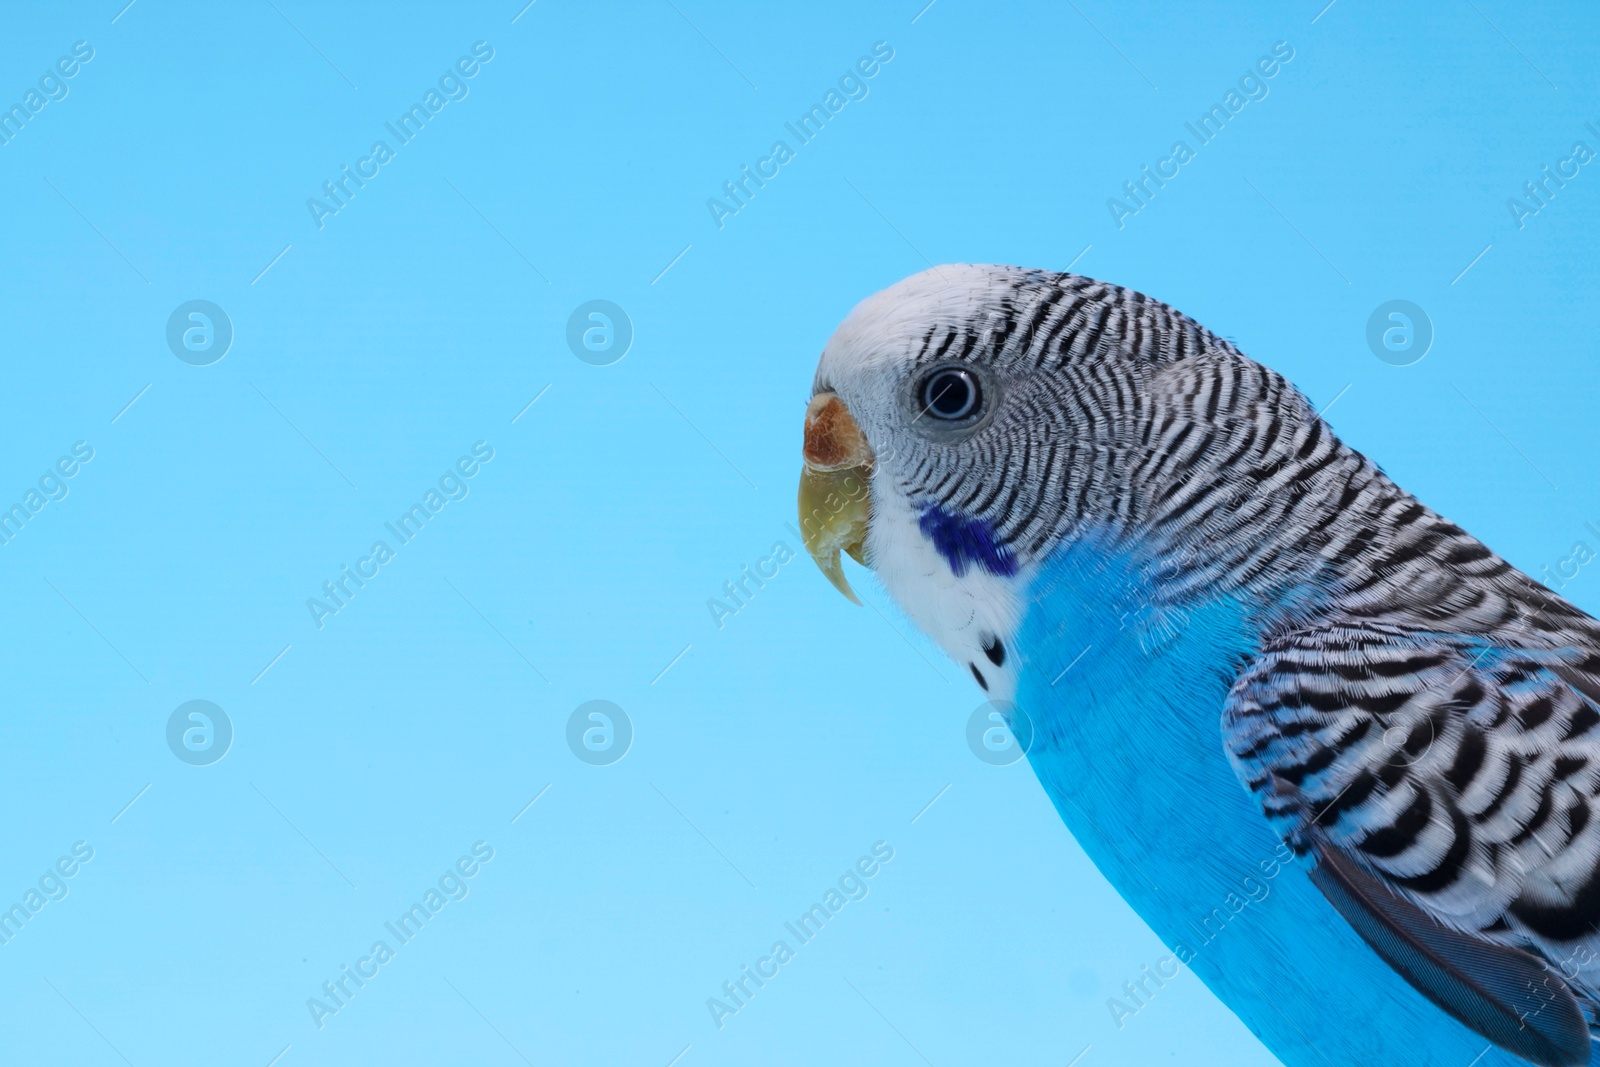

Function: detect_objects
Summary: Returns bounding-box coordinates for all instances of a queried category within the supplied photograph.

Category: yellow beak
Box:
[798,392,874,604]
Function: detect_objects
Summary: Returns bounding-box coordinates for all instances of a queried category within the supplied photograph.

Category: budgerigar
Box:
[797,265,1600,1067]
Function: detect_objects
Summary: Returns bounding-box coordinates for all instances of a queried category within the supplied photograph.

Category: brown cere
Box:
[803,392,872,472]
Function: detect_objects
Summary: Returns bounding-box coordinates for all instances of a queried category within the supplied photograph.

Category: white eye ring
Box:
[918,368,981,421]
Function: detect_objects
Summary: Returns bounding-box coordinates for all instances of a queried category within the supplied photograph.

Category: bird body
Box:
[799,265,1600,1066]
[1017,537,1523,1065]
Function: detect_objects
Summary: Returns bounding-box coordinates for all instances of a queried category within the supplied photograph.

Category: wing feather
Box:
[1224,623,1600,1061]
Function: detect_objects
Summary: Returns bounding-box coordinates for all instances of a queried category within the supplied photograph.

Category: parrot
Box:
[797,264,1600,1067]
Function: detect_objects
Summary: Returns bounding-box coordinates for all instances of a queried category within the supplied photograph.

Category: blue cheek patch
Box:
[917,504,1018,579]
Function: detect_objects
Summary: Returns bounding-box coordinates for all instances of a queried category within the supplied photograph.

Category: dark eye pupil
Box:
[923,370,978,420]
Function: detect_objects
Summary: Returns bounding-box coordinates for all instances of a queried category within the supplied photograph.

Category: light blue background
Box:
[0,2,1597,1065]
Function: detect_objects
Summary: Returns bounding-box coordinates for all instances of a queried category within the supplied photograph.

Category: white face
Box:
[859,468,1029,702]
[806,264,1037,701]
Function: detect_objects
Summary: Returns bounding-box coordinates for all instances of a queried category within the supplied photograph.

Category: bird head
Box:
[798,263,1273,695]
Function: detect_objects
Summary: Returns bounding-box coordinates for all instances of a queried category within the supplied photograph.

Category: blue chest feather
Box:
[1013,539,1542,1067]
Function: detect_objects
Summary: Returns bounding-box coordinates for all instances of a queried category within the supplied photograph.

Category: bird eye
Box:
[918,368,982,422]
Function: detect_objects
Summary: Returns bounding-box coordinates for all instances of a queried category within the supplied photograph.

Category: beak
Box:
[798,392,874,605]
